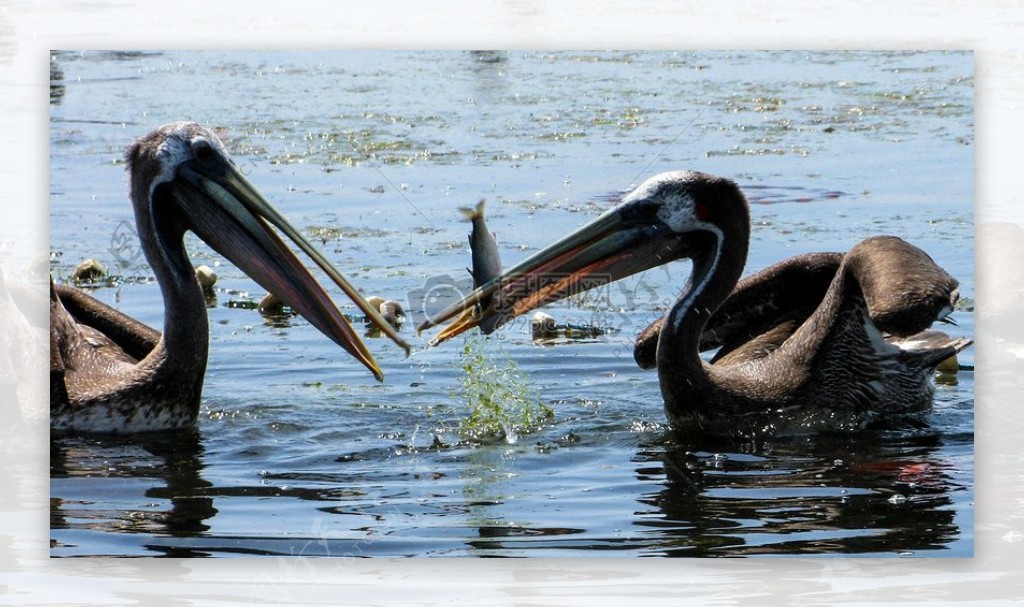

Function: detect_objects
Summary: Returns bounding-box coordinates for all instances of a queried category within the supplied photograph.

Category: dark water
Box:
[49,51,974,557]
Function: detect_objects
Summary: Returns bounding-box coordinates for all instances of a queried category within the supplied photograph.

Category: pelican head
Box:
[128,121,411,380]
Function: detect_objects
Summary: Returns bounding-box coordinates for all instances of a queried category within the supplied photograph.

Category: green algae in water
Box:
[457,334,553,442]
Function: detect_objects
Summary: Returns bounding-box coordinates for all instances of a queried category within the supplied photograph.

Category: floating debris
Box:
[936,353,961,374]
[72,259,106,283]
[530,311,616,343]
[225,299,258,310]
[379,300,405,327]
[362,295,405,330]
[258,292,292,315]
[195,265,217,292]
[531,311,557,340]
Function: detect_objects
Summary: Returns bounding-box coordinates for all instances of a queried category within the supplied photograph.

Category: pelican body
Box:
[421,171,972,434]
[51,122,410,433]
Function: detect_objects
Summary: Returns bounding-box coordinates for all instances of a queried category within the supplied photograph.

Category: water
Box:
[49,51,974,557]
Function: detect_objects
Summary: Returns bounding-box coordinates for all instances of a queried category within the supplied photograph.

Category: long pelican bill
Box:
[420,204,681,345]
[171,148,410,381]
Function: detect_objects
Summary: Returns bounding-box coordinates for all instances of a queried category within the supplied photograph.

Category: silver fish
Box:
[454,199,502,336]
[460,199,502,293]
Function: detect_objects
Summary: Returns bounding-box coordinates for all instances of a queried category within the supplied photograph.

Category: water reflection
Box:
[637,433,963,556]
[50,430,217,557]
[48,422,970,557]
[466,50,511,104]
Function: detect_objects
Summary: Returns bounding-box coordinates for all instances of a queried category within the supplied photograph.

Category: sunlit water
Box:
[49,51,974,557]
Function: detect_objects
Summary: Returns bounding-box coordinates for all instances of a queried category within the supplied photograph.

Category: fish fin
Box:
[458,198,486,220]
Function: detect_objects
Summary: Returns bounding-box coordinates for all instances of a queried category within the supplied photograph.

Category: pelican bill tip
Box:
[380,325,413,356]
[427,325,462,348]
[415,319,433,334]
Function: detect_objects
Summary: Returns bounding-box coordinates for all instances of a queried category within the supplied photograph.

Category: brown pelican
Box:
[51,121,411,433]
[631,247,962,371]
[420,170,972,432]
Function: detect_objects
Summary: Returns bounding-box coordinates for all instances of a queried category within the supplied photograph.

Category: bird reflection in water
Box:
[633,432,962,556]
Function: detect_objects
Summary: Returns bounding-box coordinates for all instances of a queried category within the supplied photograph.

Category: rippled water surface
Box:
[49,51,974,557]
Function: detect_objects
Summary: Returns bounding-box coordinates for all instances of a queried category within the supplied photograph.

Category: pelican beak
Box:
[419,203,681,345]
[429,306,484,346]
[169,152,412,382]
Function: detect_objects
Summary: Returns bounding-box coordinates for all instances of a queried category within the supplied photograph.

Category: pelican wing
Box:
[634,239,961,371]
[634,252,842,369]
[51,282,160,362]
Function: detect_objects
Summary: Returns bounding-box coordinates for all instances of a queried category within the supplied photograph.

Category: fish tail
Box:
[458,199,486,220]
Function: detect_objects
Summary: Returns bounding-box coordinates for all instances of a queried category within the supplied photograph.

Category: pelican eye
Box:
[191,139,215,162]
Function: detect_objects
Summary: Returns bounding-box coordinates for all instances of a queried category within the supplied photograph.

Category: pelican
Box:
[51,121,411,433]
[631,248,962,371]
[420,170,972,433]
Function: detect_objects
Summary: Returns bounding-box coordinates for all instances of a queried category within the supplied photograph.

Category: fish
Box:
[461,199,502,296]
[434,199,503,341]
